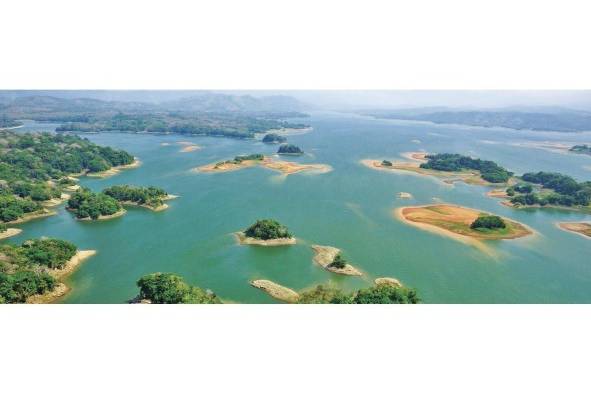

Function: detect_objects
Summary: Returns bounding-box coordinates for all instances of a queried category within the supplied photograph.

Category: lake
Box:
[8,112,591,303]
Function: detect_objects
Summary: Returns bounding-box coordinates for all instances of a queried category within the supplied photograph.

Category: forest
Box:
[0,238,77,303]
[67,188,122,219]
[509,172,591,207]
[103,185,168,208]
[134,272,221,304]
[277,144,303,154]
[0,131,134,223]
[244,219,292,240]
[420,153,512,183]
[297,283,420,304]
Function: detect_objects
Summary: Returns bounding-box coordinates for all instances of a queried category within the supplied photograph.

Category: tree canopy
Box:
[277,144,303,154]
[297,283,420,304]
[470,215,506,230]
[420,153,512,183]
[262,133,287,143]
[103,185,168,208]
[67,187,122,219]
[244,219,292,240]
[136,273,221,304]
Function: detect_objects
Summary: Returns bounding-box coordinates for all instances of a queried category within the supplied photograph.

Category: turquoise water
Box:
[7,112,591,303]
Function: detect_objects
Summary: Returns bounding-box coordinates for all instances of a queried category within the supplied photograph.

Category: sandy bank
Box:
[42,193,71,207]
[196,156,331,175]
[65,184,81,192]
[177,142,201,153]
[557,222,591,239]
[487,189,509,198]
[395,204,532,243]
[50,250,97,280]
[7,209,56,224]
[235,232,296,246]
[374,277,403,287]
[0,228,22,240]
[250,279,300,303]
[26,250,97,303]
[86,158,141,178]
[77,209,126,221]
[310,245,363,276]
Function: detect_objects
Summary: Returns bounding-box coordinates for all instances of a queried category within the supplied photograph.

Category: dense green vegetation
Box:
[365,109,591,132]
[506,183,533,196]
[470,215,506,230]
[0,130,134,223]
[569,144,591,156]
[135,272,221,304]
[277,144,303,155]
[297,283,420,304]
[0,238,77,303]
[328,253,347,269]
[508,172,591,207]
[381,160,393,166]
[103,185,168,208]
[262,133,287,143]
[420,153,512,183]
[244,219,292,240]
[67,187,122,219]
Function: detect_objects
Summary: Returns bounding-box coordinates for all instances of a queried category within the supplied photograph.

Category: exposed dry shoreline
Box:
[76,209,127,221]
[311,245,363,276]
[86,158,141,178]
[7,209,57,225]
[557,222,591,239]
[250,279,300,303]
[195,156,332,175]
[374,277,403,287]
[26,250,97,304]
[234,232,296,246]
[0,228,22,240]
[395,204,533,245]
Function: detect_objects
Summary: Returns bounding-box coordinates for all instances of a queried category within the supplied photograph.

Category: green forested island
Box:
[420,153,512,183]
[134,272,221,304]
[0,130,134,223]
[244,219,292,240]
[569,144,591,156]
[297,283,420,304]
[215,153,264,167]
[67,188,123,220]
[103,185,169,209]
[262,133,287,143]
[277,144,304,155]
[0,238,77,303]
[508,172,591,207]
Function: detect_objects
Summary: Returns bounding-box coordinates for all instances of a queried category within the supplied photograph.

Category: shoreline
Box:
[556,222,591,239]
[310,245,363,276]
[250,279,300,303]
[7,209,57,225]
[26,250,97,304]
[374,277,403,287]
[0,228,23,240]
[76,209,127,221]
[235,232,296,246]
[86,158,141,178]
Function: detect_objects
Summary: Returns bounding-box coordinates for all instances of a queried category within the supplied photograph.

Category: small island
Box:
[310,245,363,276]
[235,219,296,246]
[569,144,591,156]
[277,144,304,155]
[362,152,513,186]
[557,222,591,239]
[395,204,532,242]
[103,185,175,211]
[262,133,287,144]
[250,279,300,303]
[196,154,331,175]
[131,272,221,304]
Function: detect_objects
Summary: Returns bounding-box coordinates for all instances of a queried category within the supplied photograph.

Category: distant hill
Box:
[363,108,591,132]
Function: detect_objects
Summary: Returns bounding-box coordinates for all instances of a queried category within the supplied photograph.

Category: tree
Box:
[136,273,220,304]
[328,253,347,269]
[277,144,303,154]
[381,160,393,166]
[470,215,506,230]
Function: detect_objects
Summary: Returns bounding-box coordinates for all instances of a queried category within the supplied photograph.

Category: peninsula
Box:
[103,185,175,211]
[557,222,591,239]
